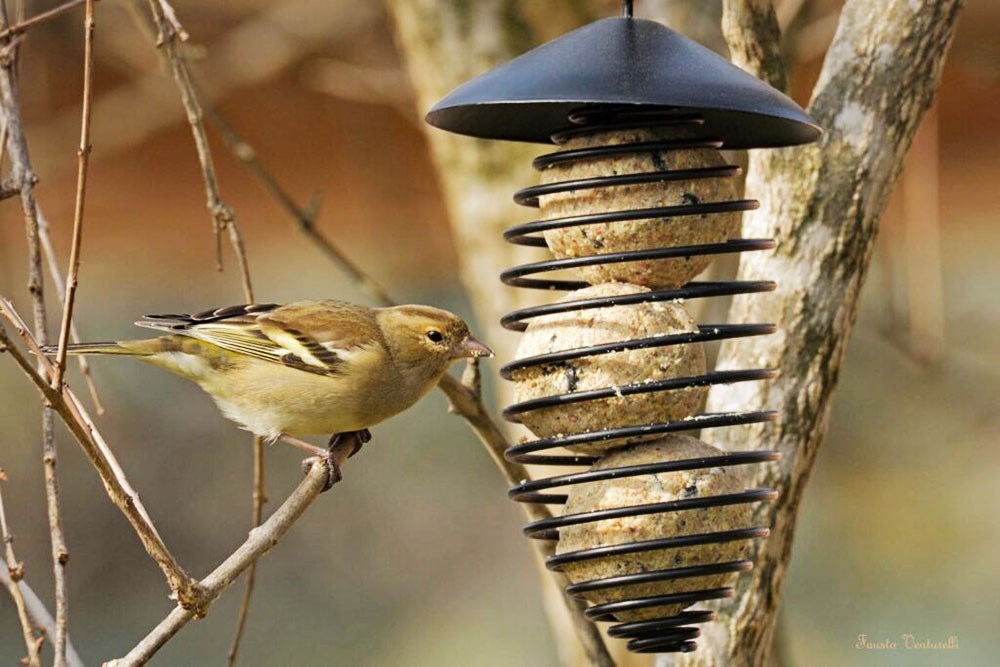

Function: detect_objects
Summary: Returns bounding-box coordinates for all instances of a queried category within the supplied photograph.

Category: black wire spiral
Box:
[500,108,781,653]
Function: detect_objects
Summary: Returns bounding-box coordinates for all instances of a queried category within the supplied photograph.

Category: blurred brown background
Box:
[0,1,997,665]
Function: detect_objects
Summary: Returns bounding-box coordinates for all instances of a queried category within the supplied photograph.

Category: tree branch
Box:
[45,6,95,658]
[0,0,91,42]
[225,435,265,667]
[664,1,964,664]
[0,3,73,662]
[51,0,94,391]
[0,565,85,667]
[202,104,398,308]
[37,204,106,414]
[106,443,349,666]
[0,470,43,667]
[133,4,267,657]
[0,306,207,611]
[142,0,252,290]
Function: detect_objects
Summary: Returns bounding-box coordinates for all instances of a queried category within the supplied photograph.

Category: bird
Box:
[46,300,492,476]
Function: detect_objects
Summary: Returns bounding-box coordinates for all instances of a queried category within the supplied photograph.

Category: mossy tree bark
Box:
[667,1,963,665]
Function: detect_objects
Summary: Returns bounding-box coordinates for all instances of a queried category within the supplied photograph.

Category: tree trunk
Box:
[664,0,963,664]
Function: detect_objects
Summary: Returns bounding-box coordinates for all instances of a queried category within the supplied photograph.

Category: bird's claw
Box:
[308,430,370,491]
[302,452,342,492]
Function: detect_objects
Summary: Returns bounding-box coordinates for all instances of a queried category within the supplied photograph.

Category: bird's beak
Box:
[454,334,494,359]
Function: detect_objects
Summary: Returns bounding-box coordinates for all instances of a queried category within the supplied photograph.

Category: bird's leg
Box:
[283,431,370,492]
[328,428,371,458]
[280,434,327,458]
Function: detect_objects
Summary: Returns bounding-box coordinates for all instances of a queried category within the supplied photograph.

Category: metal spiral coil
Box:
[500,109,781,653]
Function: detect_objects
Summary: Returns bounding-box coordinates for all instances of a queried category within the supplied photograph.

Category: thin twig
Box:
[0,566,85,667]
[224,220,254,301]
[143,0,253,288]
[0,307,208,611]
[46,5,95,659]
[0,4,73,664]
[38,206,107,413]
[442,368,614,666]
[137,3,265,657]
[52,0,95,391]
[137,4,267,658]
[0,0,90,41]
[203,104,397,307]
[0,470,43,667]
[226,436,266,666]
[108,440,353,666]
[28,1,380,172]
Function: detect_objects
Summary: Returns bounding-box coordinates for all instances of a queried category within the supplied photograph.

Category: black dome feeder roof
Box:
[426,17,821,149]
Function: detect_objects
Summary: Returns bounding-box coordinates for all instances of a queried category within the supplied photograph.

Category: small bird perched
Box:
[49,300,492,467]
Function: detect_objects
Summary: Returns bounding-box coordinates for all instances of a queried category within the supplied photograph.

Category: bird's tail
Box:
[40,341,156,356]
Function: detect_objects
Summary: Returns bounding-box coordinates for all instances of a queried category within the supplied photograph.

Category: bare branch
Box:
[0,3,73,662]
[152,0,187,41]
[0,0,90,41]
[30,0,382,176]
[0,306,207,611]
[133,4,270,656]
[44,5,96,658]
[38,206,107,413]
[0,115,7,169]
[108,444,350,666]
[435,373,539,512]
[0,566,85,667]
[141,0,251,290]
[203,104,398,308]
[226,436,266,666]
[52,0,95,396]
[0,470,43,667]
[0,176,17,199]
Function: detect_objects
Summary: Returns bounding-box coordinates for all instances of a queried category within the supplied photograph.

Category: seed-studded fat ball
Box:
[556,435,753,622]
[511,283,706,453]
[538,126,741,289]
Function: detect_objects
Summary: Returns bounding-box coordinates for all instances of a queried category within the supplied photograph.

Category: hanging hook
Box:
[622,0,634,18]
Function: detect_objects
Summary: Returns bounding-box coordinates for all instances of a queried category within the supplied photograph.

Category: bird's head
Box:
[376,305,493,369]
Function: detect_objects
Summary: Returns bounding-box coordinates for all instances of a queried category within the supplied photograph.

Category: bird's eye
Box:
[426,330,444,343]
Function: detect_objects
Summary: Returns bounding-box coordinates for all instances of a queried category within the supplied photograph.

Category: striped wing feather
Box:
[136,301,380,376]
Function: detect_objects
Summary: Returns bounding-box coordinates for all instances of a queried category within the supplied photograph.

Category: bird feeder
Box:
[427,1,821,654]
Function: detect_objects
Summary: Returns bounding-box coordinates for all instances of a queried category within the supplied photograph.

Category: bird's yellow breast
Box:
[190,347,428,439]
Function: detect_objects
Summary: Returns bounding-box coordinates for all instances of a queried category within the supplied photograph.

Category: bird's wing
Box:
[136,301,378,376]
